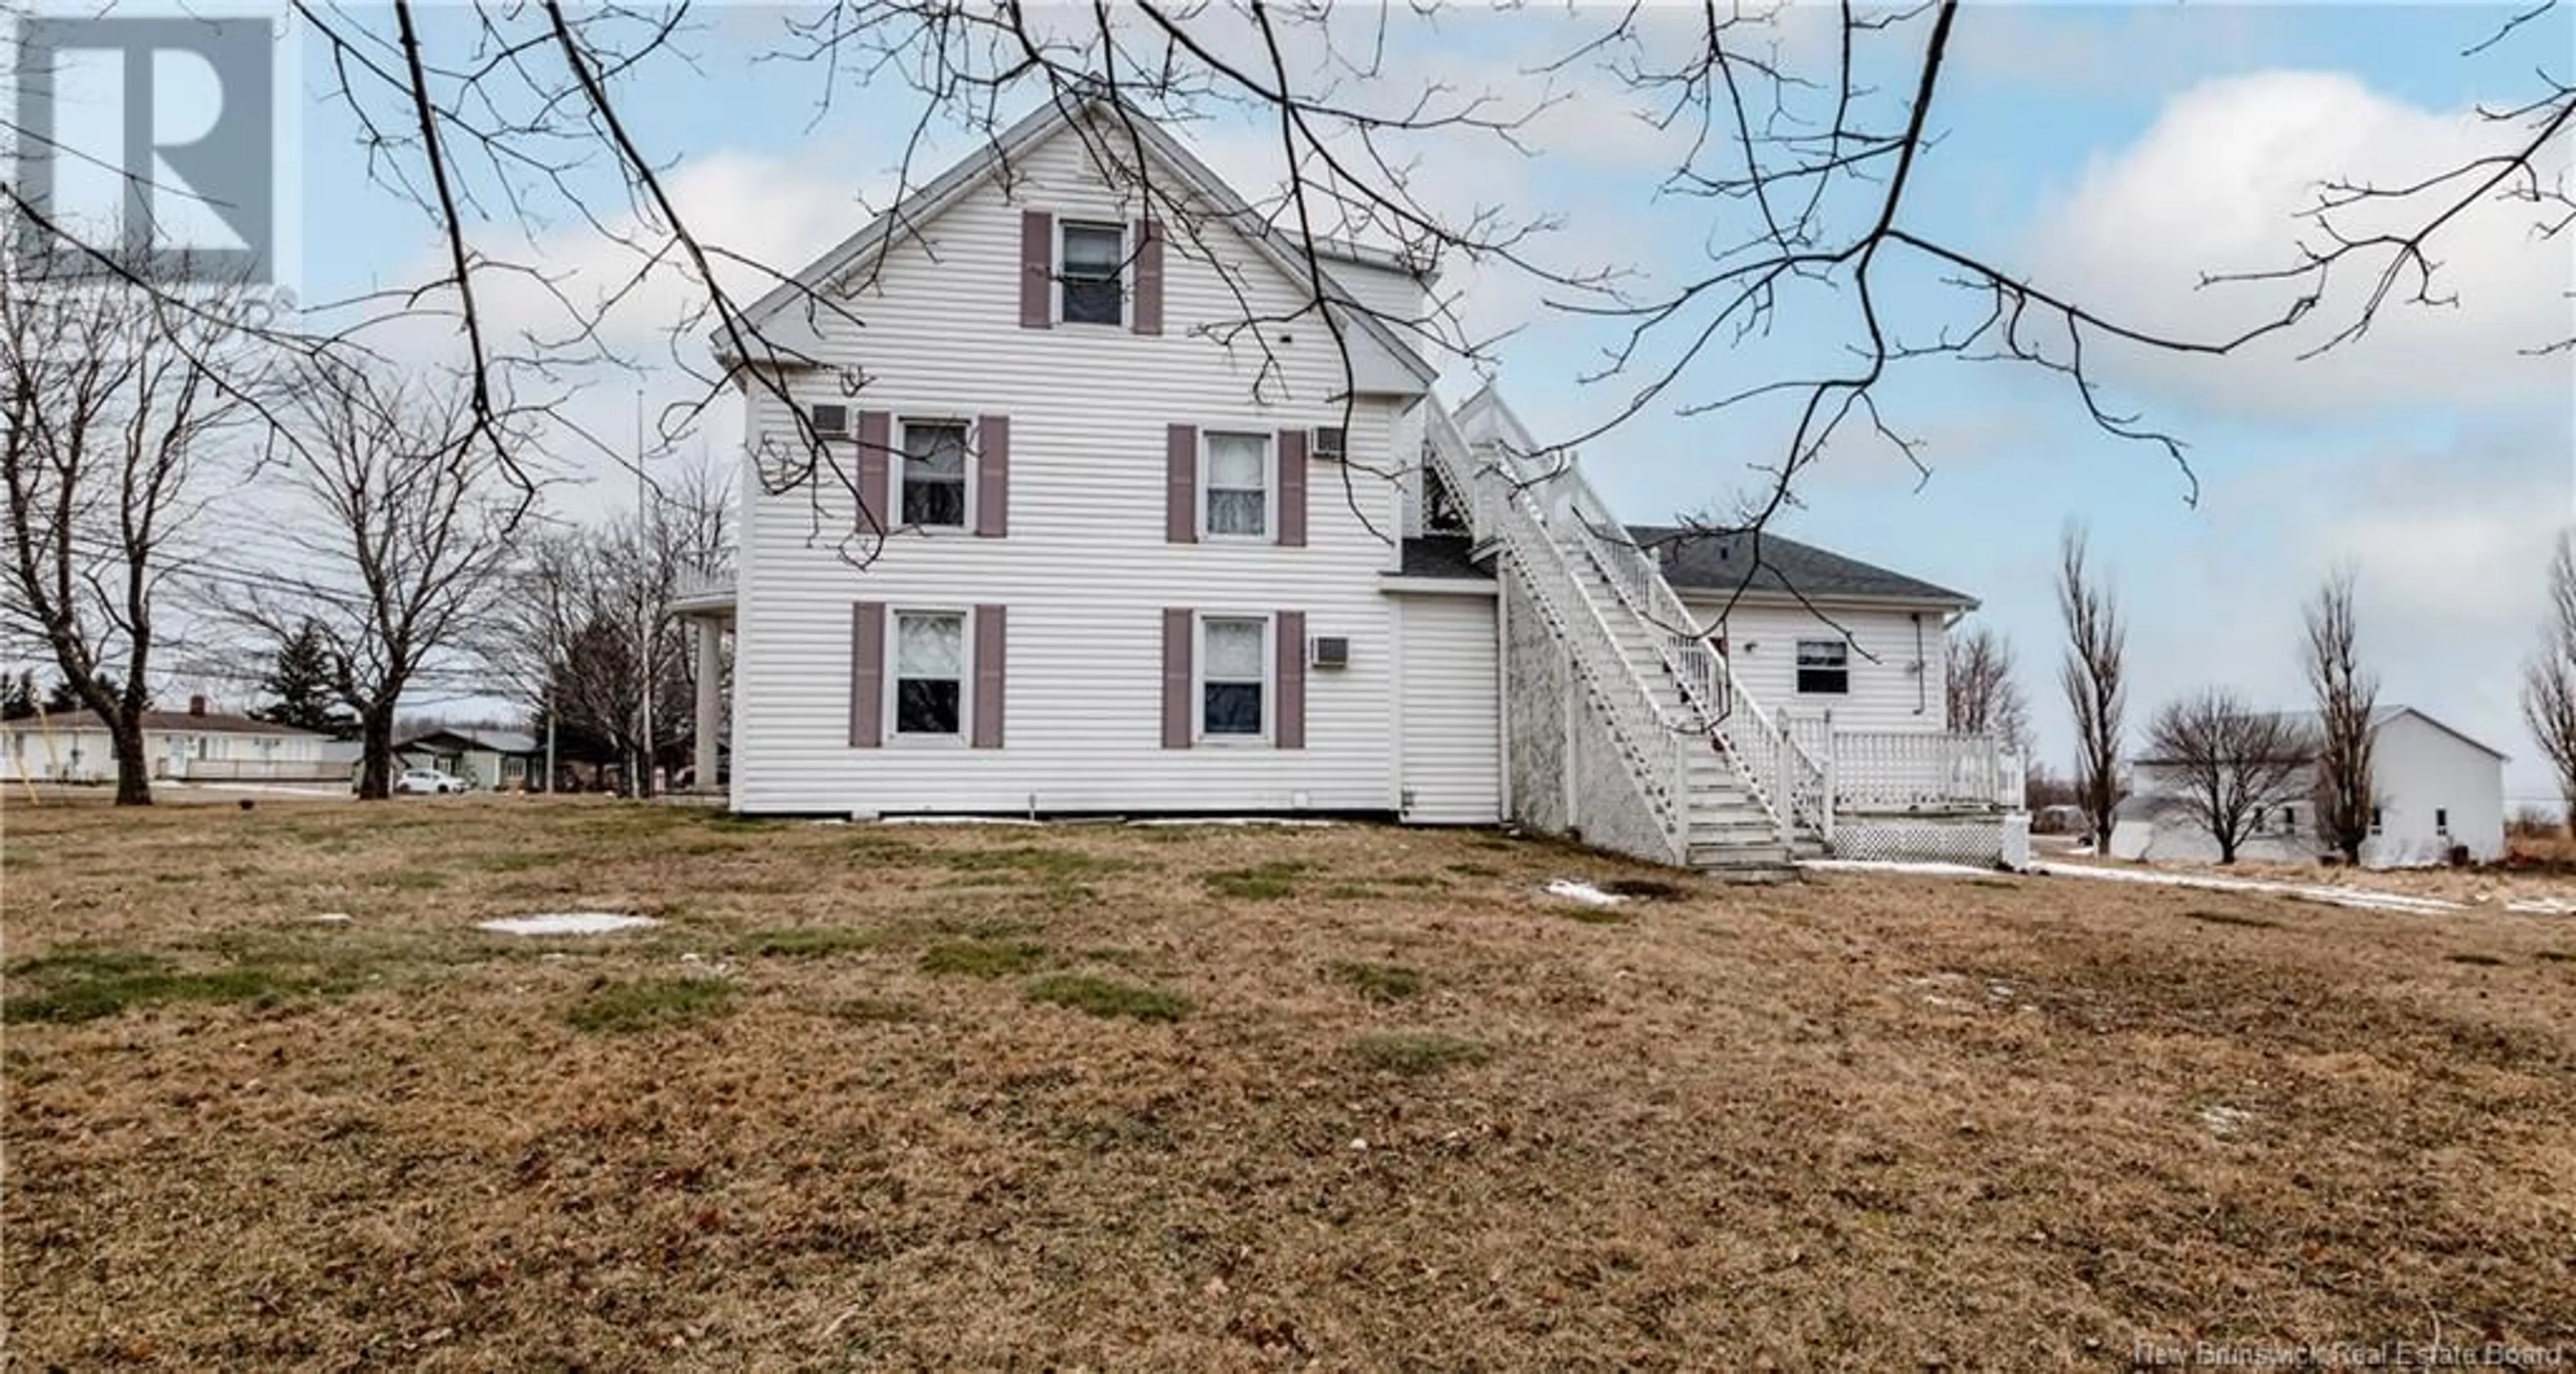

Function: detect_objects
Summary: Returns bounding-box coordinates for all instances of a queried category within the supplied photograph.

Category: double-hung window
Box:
[1060,223,1124,325]
[1200,615,1268,739]
[1795,639,1850,695]
[1203,431,1271,538]
[899,419,969,529]
[892,610,967,739]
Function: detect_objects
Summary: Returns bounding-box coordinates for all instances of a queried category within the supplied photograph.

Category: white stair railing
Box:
[1457,423,1827,845]
[1423,407,1692,860]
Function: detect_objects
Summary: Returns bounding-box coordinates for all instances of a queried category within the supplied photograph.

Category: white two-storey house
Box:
[682,97,2023,873]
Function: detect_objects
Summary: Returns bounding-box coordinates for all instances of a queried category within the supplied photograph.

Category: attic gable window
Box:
[1060,223,1124,325]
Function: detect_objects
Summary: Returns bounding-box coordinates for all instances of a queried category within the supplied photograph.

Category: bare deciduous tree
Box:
[9,3,2560,585]
[1945,624,2030,755]
[2143,690,2320,865]
[1,263,260,803]
[2302,566,2379,863]
[2055,525,2127,847]
[490,452,733,794]
[225,356,527,798]
[2521,531,2576,827]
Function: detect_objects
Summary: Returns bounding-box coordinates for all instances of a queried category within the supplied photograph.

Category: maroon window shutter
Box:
[1132,218,1164,337]
[857,411,891,533]
[1165,424,1197,544]
[971,604,1007,749]
[1276,428,1308,547]
[849,602,885,748]
[975,415,1009,537]
[1019,210,1054,329]
[1275,611,1306,750]
[1161,608,1193,750]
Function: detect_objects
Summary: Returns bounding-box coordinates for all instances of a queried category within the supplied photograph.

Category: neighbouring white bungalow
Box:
[2109,705,2506,868]
[674,96,2024,874]
[1,696,333,784]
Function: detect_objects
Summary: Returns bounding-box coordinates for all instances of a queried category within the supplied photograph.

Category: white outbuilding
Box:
[2110,705,2506,868]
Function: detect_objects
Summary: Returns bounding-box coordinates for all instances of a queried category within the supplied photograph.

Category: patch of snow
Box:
[1811,856,2463,916]
[1128,816,1338,829]
[2028,862,2459,915]
[879,814,1042,827]
[1543,878,1629,907]
[2199,1105,2253,1138]
[476,912,659,937]
[308,912,353,924]
[2506,896,2576,915]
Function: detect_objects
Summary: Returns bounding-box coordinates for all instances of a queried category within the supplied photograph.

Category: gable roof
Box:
[400,727,541,756]
[725,94,1436,388]
[2134,704,2508,765]
[1628,525,1976,609]
[33,708,321,737]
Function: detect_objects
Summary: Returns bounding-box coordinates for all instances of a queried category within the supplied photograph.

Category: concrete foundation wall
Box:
[1499,568,1678,866]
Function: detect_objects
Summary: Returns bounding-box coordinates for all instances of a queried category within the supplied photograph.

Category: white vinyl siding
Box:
[1397,592,1501,823]
[1678,598,1949,735]
[729,113,1409,816]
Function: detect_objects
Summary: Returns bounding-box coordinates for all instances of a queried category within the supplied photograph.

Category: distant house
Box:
[0,696,333,783]
[396,727,543,792]
[2110,706,2506,867]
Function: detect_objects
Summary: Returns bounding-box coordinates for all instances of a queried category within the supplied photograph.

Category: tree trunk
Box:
[357,709,397,800]
[109,716,152,806]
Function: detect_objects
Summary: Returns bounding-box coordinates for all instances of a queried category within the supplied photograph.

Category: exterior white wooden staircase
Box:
[1423,397,1829,876]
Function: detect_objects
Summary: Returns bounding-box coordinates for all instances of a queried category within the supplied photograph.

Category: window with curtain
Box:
[1203,432,1269,537]
[893,611,965,736]
[900,421,969,527]
[1201,616,1267,737]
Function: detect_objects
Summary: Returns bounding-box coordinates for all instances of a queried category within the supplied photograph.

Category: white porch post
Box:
[1821,708,1837,845]
[692,617,722,793]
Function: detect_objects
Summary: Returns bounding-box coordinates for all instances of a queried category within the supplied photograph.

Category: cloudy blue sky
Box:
[63,2,2576,798]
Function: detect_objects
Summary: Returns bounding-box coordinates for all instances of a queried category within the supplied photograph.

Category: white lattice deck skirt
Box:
[1828,814,2012,866]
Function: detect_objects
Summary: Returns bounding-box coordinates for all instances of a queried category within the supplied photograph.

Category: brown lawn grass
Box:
[3,795,2573,1369]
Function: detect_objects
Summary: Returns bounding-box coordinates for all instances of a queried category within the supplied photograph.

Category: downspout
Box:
[1912,612,1926,717]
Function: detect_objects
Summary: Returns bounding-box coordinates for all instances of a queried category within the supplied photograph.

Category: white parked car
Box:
[394,768,467,796]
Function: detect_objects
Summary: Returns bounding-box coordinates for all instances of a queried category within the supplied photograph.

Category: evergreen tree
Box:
[44,674,123,715]
[0,670,35,721]
[254,621,357,736]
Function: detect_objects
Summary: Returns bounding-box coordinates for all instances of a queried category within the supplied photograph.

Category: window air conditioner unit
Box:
[810,403,851,438]
[1311,426,1347,461]
[1309,635,1350,670]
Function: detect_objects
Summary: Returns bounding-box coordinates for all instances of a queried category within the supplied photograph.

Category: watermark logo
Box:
[10,5,299,290]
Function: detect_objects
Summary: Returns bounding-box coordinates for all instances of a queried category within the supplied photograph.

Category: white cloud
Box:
[2029,70,2574,417]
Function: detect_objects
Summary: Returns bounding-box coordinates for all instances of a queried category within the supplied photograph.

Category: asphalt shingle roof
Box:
[1396,535,1491,581]
[1624,525,1974,607]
